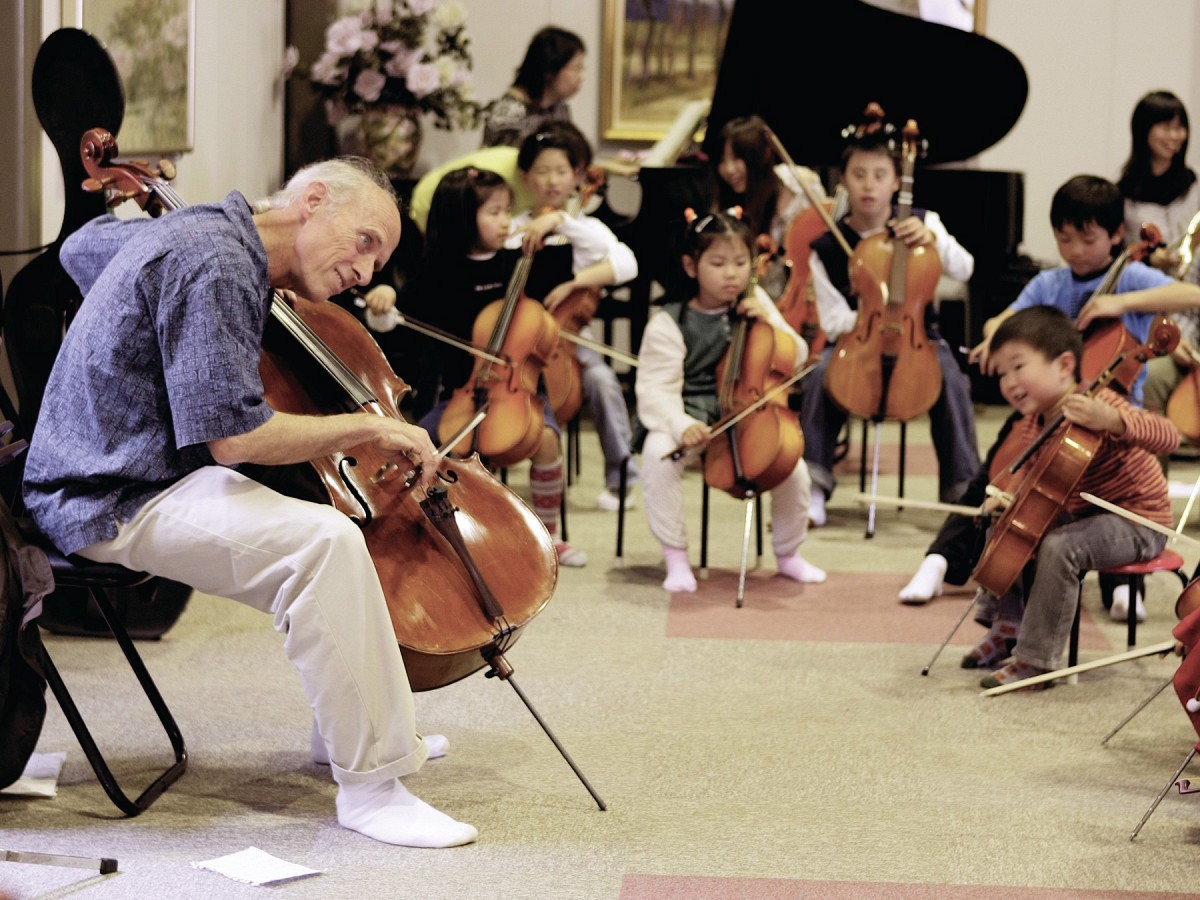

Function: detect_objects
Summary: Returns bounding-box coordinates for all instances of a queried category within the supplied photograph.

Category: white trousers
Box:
[77,466,429,785]
[640,430,811,557]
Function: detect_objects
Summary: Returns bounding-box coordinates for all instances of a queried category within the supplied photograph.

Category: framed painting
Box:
[63,0,195,154]
[601,0,734,141]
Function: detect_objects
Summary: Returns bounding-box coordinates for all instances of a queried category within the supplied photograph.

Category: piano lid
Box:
[702,0,1028,167]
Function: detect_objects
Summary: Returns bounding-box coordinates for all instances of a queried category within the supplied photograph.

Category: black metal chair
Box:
[0,398,186,816]
[17,522,188,816]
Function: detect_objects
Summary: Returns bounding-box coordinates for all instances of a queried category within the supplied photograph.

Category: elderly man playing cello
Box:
[22,156,477,848]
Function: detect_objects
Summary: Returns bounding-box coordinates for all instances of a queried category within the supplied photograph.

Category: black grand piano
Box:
[609,0,1031,403]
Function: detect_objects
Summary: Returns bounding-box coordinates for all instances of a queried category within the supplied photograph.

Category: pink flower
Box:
[310,52,344,85]
[409,0,436,14]
[324,100,348,126]
[324,16,369,56]
[404,62,440,99]
[383,45,419,78]
[354,69,388,103]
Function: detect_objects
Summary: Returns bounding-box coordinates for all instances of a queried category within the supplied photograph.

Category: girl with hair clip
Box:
[365,165,587,567]
[634,207,826,593]
[481,26,586,149]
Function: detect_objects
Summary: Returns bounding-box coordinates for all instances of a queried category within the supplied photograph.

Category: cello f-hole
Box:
[337,457,373,524]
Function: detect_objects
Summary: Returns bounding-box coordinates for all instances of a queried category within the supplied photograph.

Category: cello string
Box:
[269,296,380,409]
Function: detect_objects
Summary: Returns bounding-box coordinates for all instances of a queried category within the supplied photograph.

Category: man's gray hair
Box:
[254,156,398,214]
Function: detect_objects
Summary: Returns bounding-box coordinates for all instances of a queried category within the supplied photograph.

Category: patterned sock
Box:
[962,621,1019,669]
[529,461,563,539]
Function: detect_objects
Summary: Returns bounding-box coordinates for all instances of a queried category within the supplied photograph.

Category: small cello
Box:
[972,315,1181,598]
[703,237,806,500]
[762,126,852,355]
[1166,346,1200,443]
[437,251,560,467]
[1079,223,1165,389]
[823,116,943,423]
[533,165,616,425]
[774,193,846,355]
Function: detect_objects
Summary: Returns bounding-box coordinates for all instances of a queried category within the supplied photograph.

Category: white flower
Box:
[434,55,458,87]
[433,1,467,31]
[281,45,301,80]
[310,52,345,85]
[408,0,436,14]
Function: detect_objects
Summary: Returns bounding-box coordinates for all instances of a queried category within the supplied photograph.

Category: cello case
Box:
[3,29,189,639]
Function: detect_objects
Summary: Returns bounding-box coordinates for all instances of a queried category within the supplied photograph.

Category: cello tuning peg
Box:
[158,159,177,180]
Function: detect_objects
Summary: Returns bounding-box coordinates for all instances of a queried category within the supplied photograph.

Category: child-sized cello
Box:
[973,315,1181,598]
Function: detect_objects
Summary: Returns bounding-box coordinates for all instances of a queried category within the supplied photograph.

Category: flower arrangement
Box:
[307,0,480,132]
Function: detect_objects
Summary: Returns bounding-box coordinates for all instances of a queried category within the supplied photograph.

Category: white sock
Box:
[899,554,948,603]
[776,552,826,583]
[662,546,697,592]
[312,720,448,766]
[1110,584,1131,622]
[808,492,826,527]
[336,778,477,848]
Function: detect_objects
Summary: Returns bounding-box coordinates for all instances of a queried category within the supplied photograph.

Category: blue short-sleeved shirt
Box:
[1009,260,1173,404]
[22,192,275,555]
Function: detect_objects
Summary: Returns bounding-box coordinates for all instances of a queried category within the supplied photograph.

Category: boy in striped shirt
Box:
[969,306,1178,691]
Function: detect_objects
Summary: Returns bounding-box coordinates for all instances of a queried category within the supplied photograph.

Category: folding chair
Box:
[0,418,186,817]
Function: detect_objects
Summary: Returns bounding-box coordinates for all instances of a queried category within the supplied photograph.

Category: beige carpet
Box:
[3,405,1200,900]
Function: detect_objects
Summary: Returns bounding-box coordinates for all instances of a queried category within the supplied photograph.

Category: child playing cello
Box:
[968,306,1177,690]
[635,208,826,592]
[364,166,587,567]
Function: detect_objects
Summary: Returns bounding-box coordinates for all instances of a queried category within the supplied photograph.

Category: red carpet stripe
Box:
[665,570,1113,652]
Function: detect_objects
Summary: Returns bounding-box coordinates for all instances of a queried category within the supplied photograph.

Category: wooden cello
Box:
[1166,347,1200,443]
[703,236,806,500]
[824,115,943,423]
[539,164,607,425]
[761,126,852,357]
[437,251,560,467]
[76,129,562,694]
[972,315,1181,598]
[773,191,847,355]
[1079,223,1165,388]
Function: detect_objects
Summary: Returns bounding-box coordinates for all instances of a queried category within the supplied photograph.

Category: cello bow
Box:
[981,640,1178,696]
[761,125,852,259]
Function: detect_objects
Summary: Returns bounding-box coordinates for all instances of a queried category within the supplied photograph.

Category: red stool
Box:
[1099,549,1190,650]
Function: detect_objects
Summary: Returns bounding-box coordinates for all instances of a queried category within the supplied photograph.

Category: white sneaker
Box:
[596,488,636,511]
